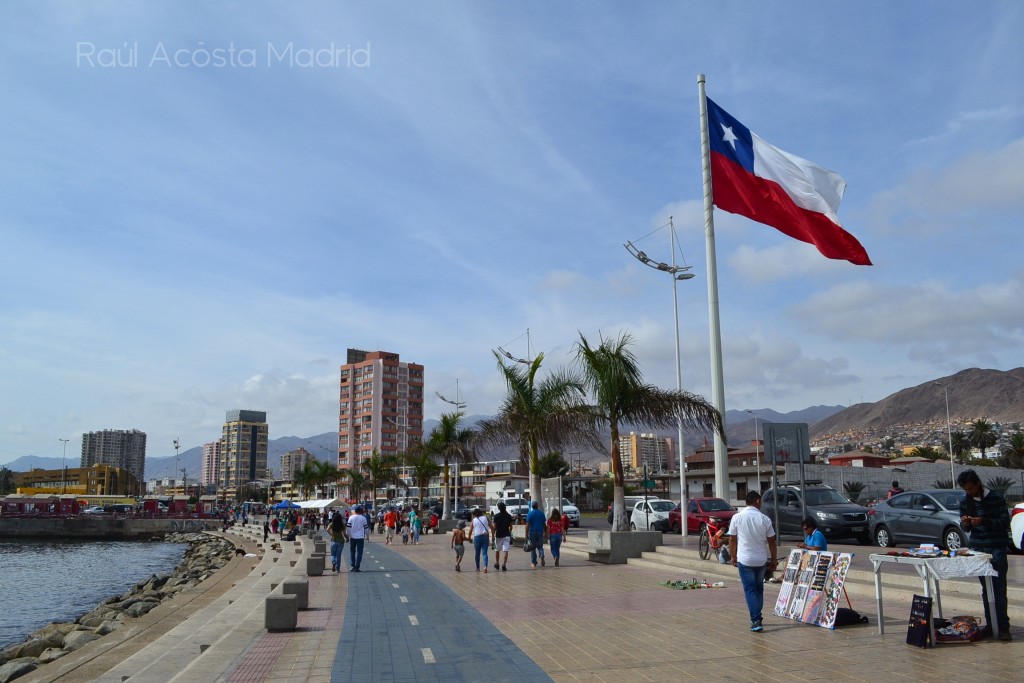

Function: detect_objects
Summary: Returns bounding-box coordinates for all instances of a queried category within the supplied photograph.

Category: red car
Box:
[668,497,738,534]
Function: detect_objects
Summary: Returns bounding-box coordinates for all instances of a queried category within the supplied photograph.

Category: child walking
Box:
[451,520,467,572]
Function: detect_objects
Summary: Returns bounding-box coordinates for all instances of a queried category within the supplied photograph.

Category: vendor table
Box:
[869,553,998,645]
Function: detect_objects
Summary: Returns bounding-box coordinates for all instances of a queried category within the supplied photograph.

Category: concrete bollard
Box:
[281,578,309,610]
[265,594,297,632]
[313,541,326,556]
[306,554,325,576]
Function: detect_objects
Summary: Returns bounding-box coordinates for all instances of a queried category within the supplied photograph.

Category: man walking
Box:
[526,501,547,569]
[727,491,777,633]
[384,506,398,546]
[347,505,368,572]
[492,501,514,571]
[958,469,1012,640]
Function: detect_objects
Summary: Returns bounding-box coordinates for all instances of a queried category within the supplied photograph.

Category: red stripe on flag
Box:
[711,153,871,266]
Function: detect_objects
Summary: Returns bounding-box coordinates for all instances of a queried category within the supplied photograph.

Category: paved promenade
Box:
[17,524,1024,683]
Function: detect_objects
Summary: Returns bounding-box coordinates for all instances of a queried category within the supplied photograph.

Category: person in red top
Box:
[383,508,398,546]
[560,510,570,536]
[547,508,565,567]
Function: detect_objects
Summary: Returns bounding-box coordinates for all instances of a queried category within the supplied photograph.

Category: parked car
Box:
[490,497,530,518]
[557,499,581,527]
[82,505,106,515]
[761,485,871,544]
[1012,503,1024,551]
[431,502,472,520]
[629,499,676,530]
[607,495,657,524]
[868,489,967,550]
[667,497,738,534]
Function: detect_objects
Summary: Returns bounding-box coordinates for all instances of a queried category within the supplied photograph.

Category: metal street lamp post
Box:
[935,382,955,487]
[59,438,70,494]
[625,217,695,536]
[173,438,180,496]
[746,410,762,492]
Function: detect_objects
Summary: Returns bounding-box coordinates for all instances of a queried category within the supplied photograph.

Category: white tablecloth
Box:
[922,554,997,580]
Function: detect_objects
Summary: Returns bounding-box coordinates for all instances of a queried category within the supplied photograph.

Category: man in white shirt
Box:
[347,505,369,572]
[727,490,778,633]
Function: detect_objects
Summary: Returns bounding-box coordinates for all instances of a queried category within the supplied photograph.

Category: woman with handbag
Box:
[470,508,493,573]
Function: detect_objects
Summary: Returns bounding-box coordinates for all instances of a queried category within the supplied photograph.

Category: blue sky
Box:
[2,1,1022,465]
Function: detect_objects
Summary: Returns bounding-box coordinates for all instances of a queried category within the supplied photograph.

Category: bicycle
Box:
[697,518,729,561]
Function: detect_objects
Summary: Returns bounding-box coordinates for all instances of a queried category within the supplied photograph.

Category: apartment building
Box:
[338,349,424,473]
[220,409,269,492]
[81,428,147,484]
[617,432,673,473]
[200,440,221,487]
[280,446,317,481]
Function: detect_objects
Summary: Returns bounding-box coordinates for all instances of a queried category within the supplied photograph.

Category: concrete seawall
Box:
[0,517,214,540]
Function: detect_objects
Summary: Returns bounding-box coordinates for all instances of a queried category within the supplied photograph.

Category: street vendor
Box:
[796,517,828,551]
[957,469,1011,641]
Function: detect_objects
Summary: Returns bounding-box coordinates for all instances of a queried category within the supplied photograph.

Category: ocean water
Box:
[0,539,188,650]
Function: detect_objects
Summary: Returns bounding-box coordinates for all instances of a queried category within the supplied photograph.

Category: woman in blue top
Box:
[797,517,827,551]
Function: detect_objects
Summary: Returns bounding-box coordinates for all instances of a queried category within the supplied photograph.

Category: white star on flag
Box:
[719,123,738,150]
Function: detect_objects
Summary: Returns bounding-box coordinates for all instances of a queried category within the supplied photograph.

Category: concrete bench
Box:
[281,578,309,610]
[586,530,662,564]
[265,593,297,632]
[306,553,325,576]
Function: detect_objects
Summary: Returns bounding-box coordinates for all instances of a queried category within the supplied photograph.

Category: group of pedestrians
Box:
[451,501,571,573]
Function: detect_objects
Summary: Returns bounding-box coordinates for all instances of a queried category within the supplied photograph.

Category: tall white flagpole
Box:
[697,74,729,500]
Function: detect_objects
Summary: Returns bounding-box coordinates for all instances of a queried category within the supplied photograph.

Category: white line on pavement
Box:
[409,615,419,626]
[421,647,435,664]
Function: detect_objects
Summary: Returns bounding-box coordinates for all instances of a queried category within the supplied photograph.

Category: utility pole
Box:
[59,438,70,494]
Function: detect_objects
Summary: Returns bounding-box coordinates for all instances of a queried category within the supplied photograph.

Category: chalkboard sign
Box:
[906,594,933,647]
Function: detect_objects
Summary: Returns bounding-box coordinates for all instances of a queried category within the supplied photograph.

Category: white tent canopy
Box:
[295,498,346,510]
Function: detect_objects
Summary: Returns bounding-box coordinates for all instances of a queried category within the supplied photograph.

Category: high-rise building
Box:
[280,446,317,481]
[617,432,669,473]
[220,410,269,492]
[80,429,147,486]
[338,349,424,473]
[200,441,222,487]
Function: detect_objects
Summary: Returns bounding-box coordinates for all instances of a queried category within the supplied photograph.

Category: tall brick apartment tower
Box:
[338,350,424,490]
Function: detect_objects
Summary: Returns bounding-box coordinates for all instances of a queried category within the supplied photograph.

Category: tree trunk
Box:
[610,423,628,531]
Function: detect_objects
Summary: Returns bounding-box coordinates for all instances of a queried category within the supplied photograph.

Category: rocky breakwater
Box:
[0,532,237,683]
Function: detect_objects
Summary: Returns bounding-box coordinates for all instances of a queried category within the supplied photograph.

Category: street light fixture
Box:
[935,382,955,487]
[173,438,180,496]
[625,216,696,537]
[59,438,70,495]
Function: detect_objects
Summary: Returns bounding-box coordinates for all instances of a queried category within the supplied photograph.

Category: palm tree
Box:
[313,459,339,499]
[342,468,367,503]
[426,411,476,519]
[909,446,940,461]
[293,461,318,499]
[951,430,970,464]
[403,444,442,507]
[1005,433,1024,469]
[574,331,725,531]
[477,351,598,508]
[361,449,400,506]
[968,419,998,460]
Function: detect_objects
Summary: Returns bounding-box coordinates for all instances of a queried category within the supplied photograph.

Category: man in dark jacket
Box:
[958,469,1011,641]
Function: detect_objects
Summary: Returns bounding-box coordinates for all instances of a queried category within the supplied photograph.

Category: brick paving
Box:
[18,523,1024,683]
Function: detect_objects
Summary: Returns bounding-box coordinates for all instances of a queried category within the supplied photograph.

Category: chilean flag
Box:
[707,98,871,266]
